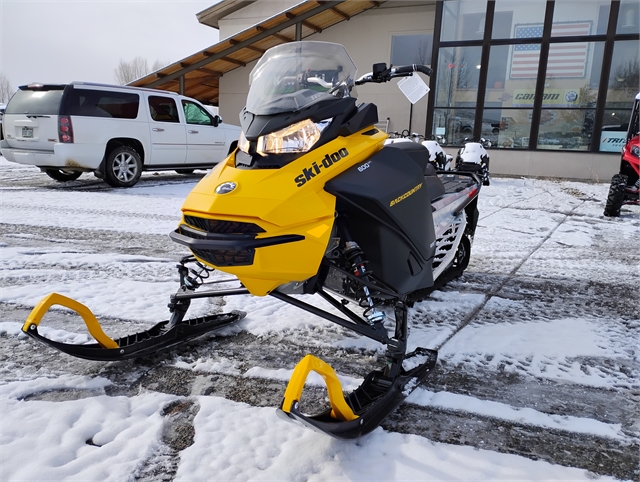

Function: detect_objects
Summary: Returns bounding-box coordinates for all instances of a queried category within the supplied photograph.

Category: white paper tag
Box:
[397,75,430,104]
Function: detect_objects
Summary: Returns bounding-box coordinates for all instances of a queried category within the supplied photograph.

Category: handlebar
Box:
[391,64,432,76]
[355,63,432,86]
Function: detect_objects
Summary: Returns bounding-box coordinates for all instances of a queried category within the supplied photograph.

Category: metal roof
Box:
[129,0,383,105]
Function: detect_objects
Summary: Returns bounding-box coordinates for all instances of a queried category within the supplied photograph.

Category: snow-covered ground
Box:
[0,157,638,481]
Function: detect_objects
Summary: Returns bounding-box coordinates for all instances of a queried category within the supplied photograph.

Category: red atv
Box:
[604,92,640,217]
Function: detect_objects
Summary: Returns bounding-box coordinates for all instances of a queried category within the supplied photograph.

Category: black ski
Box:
[24,311,245,361]
[277,347,437,439]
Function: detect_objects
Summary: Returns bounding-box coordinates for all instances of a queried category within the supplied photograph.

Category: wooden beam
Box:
[330,6,350,20]
[285,12,322,33]
[197,67,223,77]
[229,38,265,54]
[221,56,246,67]
[256,25,291,43]
[184,74,220,86]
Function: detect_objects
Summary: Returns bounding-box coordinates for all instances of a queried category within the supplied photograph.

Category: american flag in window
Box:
[510,22,592,79]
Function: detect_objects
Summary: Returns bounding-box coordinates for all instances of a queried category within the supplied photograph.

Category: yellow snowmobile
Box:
[22,42,482,439]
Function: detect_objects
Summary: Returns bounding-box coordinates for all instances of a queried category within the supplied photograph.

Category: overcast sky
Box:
[1,0,221,90]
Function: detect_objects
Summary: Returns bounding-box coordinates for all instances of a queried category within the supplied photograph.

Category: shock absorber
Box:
[344,240,386,325]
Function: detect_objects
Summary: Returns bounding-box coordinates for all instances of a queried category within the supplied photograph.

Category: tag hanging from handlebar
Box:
[397,75,430,104]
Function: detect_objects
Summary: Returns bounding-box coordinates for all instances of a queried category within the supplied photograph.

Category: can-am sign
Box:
[513,89,580,107]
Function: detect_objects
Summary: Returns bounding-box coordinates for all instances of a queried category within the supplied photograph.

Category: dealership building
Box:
[132,0,640,181]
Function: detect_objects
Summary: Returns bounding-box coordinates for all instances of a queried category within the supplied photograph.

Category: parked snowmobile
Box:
[455,139,491,186]
[423,137,453,171]
[21,42,482,439]
[604,92,640,217]
[385,132,453,171]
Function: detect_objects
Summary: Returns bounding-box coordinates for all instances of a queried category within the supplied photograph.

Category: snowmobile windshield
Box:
[246,42,357,116]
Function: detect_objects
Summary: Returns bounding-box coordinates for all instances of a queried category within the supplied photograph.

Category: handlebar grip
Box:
[392,65,416,74]
[392,64,432,76]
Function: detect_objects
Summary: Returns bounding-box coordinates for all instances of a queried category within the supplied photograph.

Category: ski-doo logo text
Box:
[390,182,423,207]
[294,148,349,187]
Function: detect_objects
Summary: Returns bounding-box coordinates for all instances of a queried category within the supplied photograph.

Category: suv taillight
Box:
[58,115,73,143]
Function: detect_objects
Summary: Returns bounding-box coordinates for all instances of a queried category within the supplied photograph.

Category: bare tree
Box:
[114,57,150,85]
[0,73,13,103]
[151,59,170,72]
[612,55,640,98]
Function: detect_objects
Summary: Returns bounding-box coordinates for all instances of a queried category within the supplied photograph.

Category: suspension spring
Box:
[344,241,386,325]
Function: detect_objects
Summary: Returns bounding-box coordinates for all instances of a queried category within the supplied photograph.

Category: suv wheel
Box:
[603,174,627,217]
[104,146,142,188]
[45,168,82,182]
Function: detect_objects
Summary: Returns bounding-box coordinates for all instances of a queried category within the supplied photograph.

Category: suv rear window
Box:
[67,89,139,119]
[6,88,64,115]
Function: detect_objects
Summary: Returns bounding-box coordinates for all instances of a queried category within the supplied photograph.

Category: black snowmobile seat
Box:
[384,143,444,201]
[387,141,429,174]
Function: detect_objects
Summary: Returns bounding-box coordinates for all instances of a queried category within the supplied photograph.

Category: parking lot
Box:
[0,159,638,481]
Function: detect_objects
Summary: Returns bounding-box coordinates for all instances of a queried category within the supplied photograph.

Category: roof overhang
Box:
[130,0,384,105]
[197,0,256,29]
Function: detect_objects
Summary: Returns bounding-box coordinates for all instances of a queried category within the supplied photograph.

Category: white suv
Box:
[0,82,241,187]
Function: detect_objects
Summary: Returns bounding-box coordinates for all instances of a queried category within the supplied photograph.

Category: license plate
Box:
[22,127,33,138]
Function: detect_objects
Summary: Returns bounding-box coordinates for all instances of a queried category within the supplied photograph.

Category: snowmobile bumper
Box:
[277,348,437,440]
[169,225,305,259]
[21,292,245,361]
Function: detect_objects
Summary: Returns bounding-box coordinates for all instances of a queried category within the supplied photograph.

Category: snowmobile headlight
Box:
[631,145,640,158]
[238,131,251,154]
[256,119,331,156]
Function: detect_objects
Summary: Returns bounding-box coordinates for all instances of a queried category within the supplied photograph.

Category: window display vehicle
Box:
[604,92,640,217]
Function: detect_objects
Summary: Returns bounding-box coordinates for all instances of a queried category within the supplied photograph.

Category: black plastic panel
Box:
[326,146,440,294]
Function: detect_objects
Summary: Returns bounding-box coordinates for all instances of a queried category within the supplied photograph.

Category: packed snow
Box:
[0,157,638,481]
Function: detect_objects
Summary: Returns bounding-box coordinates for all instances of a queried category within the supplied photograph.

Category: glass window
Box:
[537,109,594,150]
[486,45,509,90]
[481,108,533,148]
[6,88,64,115]
[552,0,609,37]
[391,34,433,66]
[182,101,213,125]
[492,0,546,39]
[441,0,487,42]
[435,46,482,107]
[149,96,179,123]
[539,41,603,112]
[509,42,542,80]
[617,0,640,35]
[545,41,601,84]
[68,89,139,119]
[432,107,476,145]
[606,40,640,109]
[599,109,631,152]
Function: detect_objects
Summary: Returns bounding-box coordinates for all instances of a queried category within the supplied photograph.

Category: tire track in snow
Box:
[434,198,587,351]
